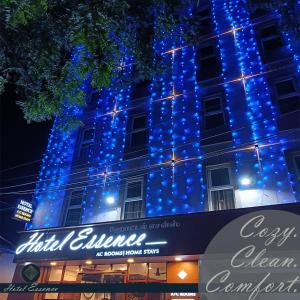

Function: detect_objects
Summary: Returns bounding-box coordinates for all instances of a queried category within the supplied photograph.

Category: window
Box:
[130,115,148,147]
[131,79,151,101]
[148,263,167,281]
[128,263,148,281]
[274,79,300,114]
[250,8,268,19]
[83,128,95,141]
[203,96,225,129]
[46,265,79,298]
[89,91,100,105]
[196,45,220,81]
[207,165,235,211]
[210,167,231,186]
[65,190,84,226]
[79,128,95,160]
[260,24,285,61]
[127,181,143,198]
[48,266,64,282]
[124,201,143,220]
[276,80,296,96]
[44,293,59,300]
[124,179,144,220]
[293,155,300,180]
[197,7,212,35]
[63,266,80,281]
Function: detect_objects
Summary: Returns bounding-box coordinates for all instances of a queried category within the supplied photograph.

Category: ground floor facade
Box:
[11,258,199,300]
[7,202,300,300]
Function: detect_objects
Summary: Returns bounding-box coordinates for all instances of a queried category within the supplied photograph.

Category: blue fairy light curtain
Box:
[81,55,133,224]
[146,7,206,217]
[212,0,296,204]
[29,46,86,229]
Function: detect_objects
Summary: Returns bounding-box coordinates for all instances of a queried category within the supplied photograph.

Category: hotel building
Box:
[9,0,300,299]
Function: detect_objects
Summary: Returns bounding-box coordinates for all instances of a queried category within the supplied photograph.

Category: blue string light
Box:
[29,46,86,229]
[29,1,299,229]
[146,7,205,217]
[212,0,296,204]
[81,54,133,224]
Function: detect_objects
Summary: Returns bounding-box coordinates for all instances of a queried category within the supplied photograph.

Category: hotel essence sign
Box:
[15,213,211,262]
[14,203,300,262]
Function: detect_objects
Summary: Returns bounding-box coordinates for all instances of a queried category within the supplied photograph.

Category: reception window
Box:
[48,266,64,282]
[149,263,167,281]
[63,265,80,281]
[207,165,235,210]
[42,261,196,300]
[128,263,148,281]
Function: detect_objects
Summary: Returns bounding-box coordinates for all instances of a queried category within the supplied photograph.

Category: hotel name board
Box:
[13,199,34,223]
[15,203,300,262]
[15,213,208,262]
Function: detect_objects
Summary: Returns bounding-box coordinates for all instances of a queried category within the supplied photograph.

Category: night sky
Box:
[0,85,52,247]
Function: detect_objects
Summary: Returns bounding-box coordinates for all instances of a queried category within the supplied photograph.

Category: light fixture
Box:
[50,261,57,266]
[240,177,251,186]
[177,270,188,280]
[85,260,93,265]
[106,196,115,204]
[175,257,182,261]
[127,258,134,263]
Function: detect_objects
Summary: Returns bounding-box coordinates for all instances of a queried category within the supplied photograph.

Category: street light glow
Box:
[241,177,251,186]
[106,196,115,204]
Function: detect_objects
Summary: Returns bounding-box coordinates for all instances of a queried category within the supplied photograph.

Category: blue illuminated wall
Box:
[29,46,86,229]
[81,55,133,224]
[211,0,297,205]
[146,11,205,216]
[30,1,299,229]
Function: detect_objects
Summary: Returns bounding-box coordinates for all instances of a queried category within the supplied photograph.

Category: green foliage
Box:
[0,0,298,128]
[17,90,59,122]
[0,76,7,94]
[1,0,48,26]
[58,117,84,132]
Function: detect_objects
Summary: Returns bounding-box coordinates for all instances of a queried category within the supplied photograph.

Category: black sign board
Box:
[14,203,300,262]
[13,199,34,223]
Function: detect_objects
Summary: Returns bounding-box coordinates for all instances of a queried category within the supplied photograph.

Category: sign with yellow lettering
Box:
[13,199,34,223]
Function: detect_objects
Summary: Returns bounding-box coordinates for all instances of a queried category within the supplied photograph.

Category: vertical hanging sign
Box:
[13,199,34,223]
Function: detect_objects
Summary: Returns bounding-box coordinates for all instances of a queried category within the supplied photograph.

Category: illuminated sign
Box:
[14,203,300,262]
[15,218,182,261]
[16,229,150,255]
[13,199,34,223]
[170,293,197,297]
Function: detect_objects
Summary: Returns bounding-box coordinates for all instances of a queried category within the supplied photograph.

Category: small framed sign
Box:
[13,199,34,223]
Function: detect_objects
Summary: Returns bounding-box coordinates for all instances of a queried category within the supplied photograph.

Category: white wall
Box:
[88,207,121,223]
[235,189,296,208]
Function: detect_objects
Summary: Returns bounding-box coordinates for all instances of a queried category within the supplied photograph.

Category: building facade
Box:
[10,0,300,300]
